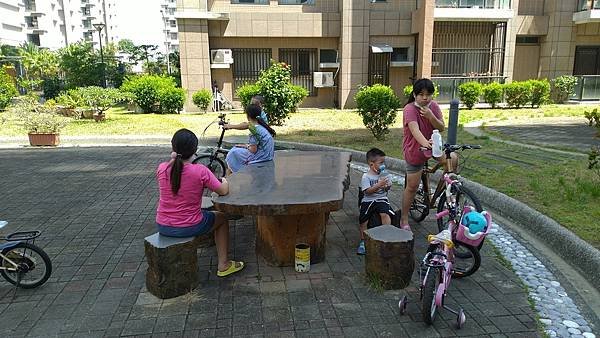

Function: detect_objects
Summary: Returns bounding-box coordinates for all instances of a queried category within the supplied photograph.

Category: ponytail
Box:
[169,129,199,194]
[257,116,276,137]
[170,154,184,194]
[246,103,276,137]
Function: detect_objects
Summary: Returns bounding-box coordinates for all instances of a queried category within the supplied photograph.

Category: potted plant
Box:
[55,91,82,118]
[9,97,69,146]
[77,86,123,122]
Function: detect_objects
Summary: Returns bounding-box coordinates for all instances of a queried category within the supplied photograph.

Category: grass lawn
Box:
[1,104,599,247]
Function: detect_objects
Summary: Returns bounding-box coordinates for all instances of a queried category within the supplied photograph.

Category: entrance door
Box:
[513,44,540,81]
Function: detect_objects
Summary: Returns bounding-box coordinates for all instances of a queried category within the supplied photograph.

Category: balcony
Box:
[434,0,513,21]
[573,0,600,24]
[24,2,45,16]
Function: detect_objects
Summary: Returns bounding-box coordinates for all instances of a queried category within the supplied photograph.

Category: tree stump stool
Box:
[144,233,204,299]
[364,225,415,290]
[198,197,215,248]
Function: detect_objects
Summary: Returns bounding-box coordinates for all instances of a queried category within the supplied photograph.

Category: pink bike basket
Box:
[455,207,492,247]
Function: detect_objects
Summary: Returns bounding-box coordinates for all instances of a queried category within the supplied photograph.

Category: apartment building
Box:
[175,0,600,111]
[161,0,180,53]
[0,0,117,50]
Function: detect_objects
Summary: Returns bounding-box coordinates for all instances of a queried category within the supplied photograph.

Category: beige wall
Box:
[513,44,541,80]
[539,0,578,79]
[179,18,212,112]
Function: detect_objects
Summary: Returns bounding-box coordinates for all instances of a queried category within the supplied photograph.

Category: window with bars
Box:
[232,48,272,97]
[369,52,390,85]
[279,49,317,96]
[574,46,600,75]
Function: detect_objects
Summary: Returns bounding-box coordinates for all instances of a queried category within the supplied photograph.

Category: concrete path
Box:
[0,147,539,337]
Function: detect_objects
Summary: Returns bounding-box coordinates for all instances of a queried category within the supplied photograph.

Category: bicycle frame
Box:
[420,149,459,209]
[197,113,229,163]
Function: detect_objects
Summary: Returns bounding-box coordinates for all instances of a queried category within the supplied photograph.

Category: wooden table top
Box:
[212,151,351,215]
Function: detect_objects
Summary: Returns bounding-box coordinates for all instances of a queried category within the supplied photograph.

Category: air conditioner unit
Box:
[210,49,233,64]
[313,72,334,88]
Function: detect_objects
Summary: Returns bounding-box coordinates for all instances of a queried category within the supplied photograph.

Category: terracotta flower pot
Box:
[81,109,94,119]
[28,133,60,147]
[93,113,105,122]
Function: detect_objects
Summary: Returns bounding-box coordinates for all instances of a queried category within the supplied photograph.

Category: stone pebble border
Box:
[348,162,596,338]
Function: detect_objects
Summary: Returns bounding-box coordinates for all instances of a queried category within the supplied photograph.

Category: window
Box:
[170,20,177,28]
[319,49,338,63]
[27,33,40,46]
[391,48,409,62]
[280,49,317,96]
[368,52,390,85]
[574,46,600,75]
[516,36,539,44]
[168,8,175,15]
[231,0,269,4]
[170,32,178,40]
[232,48,272,97]
[278,0,314,4]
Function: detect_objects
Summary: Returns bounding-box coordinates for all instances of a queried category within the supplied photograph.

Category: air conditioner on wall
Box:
[313,72,334,88]
[210,49,233,64]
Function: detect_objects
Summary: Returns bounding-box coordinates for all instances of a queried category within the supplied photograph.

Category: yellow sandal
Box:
[217,260,245,277]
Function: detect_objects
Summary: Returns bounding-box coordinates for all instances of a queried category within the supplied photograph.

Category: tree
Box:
[58,41,122,89]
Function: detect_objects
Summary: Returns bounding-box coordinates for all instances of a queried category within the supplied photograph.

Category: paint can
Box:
[295,243,310,272]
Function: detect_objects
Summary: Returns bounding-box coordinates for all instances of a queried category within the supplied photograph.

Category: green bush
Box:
[528,79,550,107]
[192,89,212,112]
[354,84,401,140]
[403,83,440,102]
[42,76,64,100]
[458,82,483,109]
[75,86,124,115]
[121,75,178,113]
[158,87,185,114]
[504,81,531,108]
[236,62,308,126]
[482,82,503,108]
[551,75,578,103]
[7,96,69,133]
[0,69,18,110]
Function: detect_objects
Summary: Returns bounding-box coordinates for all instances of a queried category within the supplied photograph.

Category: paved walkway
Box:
[0,147,538,337]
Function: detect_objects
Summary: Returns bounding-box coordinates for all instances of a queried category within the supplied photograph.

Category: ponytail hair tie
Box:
[170,151,180,159]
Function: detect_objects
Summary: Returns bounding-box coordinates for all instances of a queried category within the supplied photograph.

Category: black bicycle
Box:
[192,113,229,178]
[0,221,52,289]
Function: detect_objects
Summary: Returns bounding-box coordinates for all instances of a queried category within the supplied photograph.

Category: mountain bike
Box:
[192,113,229,178]
[0,221,52,289]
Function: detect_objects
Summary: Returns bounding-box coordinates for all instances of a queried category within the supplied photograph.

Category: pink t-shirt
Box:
[156,162,222,227]
[402,101,443,166]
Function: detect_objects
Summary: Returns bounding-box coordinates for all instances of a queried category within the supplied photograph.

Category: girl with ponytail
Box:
[156,128,245,277]
[225,103,275,173]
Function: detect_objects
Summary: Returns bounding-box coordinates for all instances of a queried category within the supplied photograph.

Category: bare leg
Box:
[401,171,423,225]
[212,211,230,271]
[359,221,368,240]
[380,213,391,225]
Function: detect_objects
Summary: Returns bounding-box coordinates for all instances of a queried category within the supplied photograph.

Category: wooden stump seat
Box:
[364,225,415,290]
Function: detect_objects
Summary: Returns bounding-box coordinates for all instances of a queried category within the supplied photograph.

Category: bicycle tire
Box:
[406,174,429,222]
[451,243,481,279]
[421,263,441,325]
[193,155,226,178]
[0,242,52,289]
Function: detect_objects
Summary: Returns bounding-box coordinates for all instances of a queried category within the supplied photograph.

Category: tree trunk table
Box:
[212,151,351,266]
[364,225,415,289]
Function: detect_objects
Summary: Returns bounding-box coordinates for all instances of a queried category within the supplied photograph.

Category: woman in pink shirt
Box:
[156,128,244,277]
[401,79,456,231]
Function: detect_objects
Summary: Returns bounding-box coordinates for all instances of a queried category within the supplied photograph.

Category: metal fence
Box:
[571,75,600,101]
[368,52,390,86]
[279,48,317,96]
[431,76,506,103]
[232,48,272,98]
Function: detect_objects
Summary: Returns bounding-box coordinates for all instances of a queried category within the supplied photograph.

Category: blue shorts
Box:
[157,210,216,238]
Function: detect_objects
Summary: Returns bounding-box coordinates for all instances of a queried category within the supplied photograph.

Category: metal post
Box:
[447,99,459,145]
[93,23,106,88]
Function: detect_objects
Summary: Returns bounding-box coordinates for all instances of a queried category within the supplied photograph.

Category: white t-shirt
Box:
[361,172,388,203]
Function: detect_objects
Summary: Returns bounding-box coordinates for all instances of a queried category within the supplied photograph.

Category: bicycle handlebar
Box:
[419,144,481,152]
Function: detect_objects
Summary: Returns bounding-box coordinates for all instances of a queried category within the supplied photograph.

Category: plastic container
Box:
[432,129,443,158]
[379,164,392,185]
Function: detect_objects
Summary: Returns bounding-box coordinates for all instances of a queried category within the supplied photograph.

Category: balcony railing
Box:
[571,75,600,101]
[431,76,506,103]
[436,0,511,9]
[578,0,600,11]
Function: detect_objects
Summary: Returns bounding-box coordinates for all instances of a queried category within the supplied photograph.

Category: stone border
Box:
[273,139,600,292]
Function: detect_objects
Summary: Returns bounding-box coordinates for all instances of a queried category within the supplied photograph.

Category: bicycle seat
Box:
[0,221,7,229]
[427,230,454,248]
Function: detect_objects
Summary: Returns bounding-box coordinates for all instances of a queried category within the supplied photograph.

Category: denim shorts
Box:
[157,210,216,238]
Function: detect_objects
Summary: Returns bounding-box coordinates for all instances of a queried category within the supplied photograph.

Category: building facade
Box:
[176,0,600,111]
[161,0,180,53]
[0,0,117,50]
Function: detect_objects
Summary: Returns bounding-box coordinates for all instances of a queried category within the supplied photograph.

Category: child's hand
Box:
[223,123,232,130]
[419,106,434,120]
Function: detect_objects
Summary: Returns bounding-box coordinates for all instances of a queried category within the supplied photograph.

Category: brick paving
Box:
[0,147,539,337]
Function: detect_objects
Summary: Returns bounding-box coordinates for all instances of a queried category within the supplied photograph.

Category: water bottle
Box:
[379,164,392,186]
[432,129,443,158]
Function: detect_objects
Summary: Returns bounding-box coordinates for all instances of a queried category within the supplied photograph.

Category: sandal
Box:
[400,224,412,232]
[217,260,245,277]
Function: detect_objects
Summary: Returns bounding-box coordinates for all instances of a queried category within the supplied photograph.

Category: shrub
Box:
[504,81,531,108]
[482,82,503,108]
[192,89,212,112]
[403,83,440,102]
[8,96,69,133]
[76,86,124,115]
[0,70,18,110]
[589,146,600,182]
[551,75,578,103]
[458,82,483,109]
[158,87,185,114]
[236,62,308,126]
[354,84,401,140]
[528,79,550,107]
[121,75,177,113]
[42,76,64,100]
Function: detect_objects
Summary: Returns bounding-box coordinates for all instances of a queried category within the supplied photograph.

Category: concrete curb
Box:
[273,139,600,292]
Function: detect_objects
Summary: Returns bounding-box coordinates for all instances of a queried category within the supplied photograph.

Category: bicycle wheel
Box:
[436,186,482,233]
[0,242,52,289]
[421,265,441,325]
[193,155,226,178]
[452,243,481,279]
[406,174,429,222]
